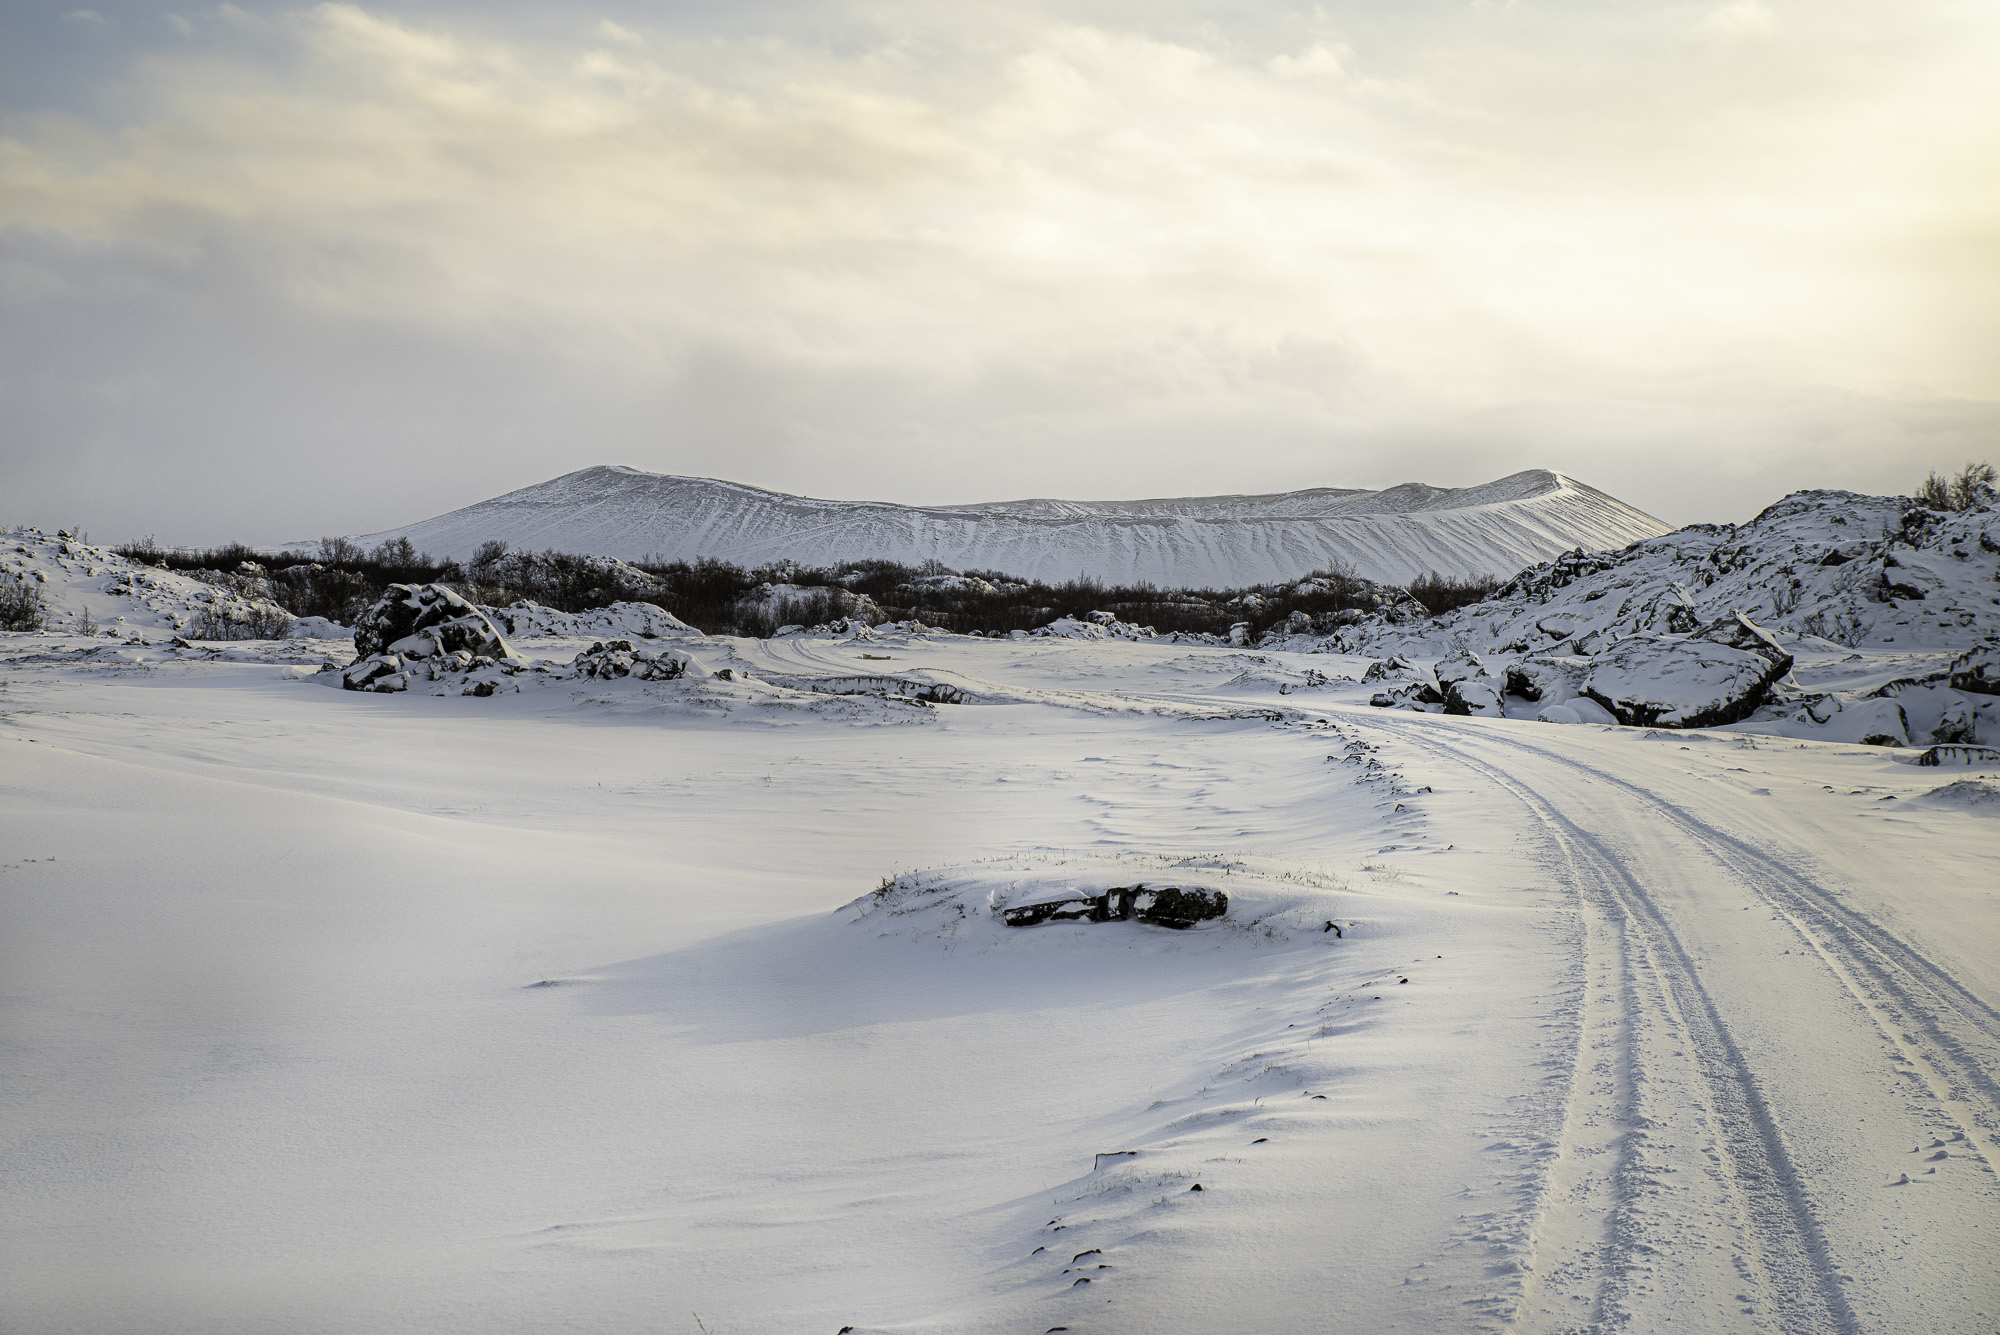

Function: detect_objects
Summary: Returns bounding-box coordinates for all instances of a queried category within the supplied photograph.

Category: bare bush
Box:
[0,578,47,631]
[1406,570,1502,616]
[114,534,167,566]
[190,603,294,640]
[1915,461,1995,512]
[318,536,365,564]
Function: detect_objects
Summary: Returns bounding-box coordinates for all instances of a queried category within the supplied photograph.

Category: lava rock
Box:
[1692,610,1794,675]
[569,639,698,681]
[1582,635,1791,728]
[1505,655,1588,704]
[1131,886,1227,928]
[1435,649,1502,717]
[1002,884,1226,929]
[353,584,517,661]
[1362,654,1416,682]
[1950,644,2000,696]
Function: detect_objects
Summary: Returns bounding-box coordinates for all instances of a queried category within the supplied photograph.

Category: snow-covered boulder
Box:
[567,639,700,682]
[1693,611,1793,674]
[1362,654,1417,683]
[1950,644,2000,696]
[342,649,520,695]
[1505,655,1589,704]
[737,583,886,630]
[353,584,516,660]
[1536,697,1617,725]
[282,615,347,639]
[488,600,695,640]
[1032,612,1156,641]
[1362,653,1443,709]
[1435,650,1502,717]
[1581,636,1790,728]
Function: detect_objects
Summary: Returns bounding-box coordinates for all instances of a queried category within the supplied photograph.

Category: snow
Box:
[1334,485,2000,659]
[1323,487,2000,752]
[296,464,1674,587]
[3,525,294,638]
[5,571,1999,1334]
[485,599,696,641]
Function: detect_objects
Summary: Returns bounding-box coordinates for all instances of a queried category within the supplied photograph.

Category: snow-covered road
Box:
[1351,715,2000,1332]
[2,631,1994,1333]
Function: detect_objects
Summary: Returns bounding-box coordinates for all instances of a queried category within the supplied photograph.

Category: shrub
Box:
[0,578,47,631]
[115,534,167,566]
[190,603,294,640]
[1915,461,1996,512]
[1406,571,1503,616]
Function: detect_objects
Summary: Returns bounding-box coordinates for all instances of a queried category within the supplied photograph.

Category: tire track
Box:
[1355,716,1862,1335]
[1445,724,2000,1167]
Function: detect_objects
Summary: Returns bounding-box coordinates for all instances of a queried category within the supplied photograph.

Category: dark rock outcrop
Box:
[1435,650,1501,717]
[569,639,698,681]
[1581,636,1791,728]
[353,583,516,660]
[1950,644,2000,696]
[1003,884,1227,929]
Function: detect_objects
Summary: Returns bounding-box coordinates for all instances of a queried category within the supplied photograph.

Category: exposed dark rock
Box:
[1505,655,1588,704]
[1002,884,1226,929]
[342,653,406,692]
[1362,654,1415,682]
[1692,611,1793,675]
[569,639,698,681]
[1001,897,1102,927]
[1950,644,2000,695]
[1435,649,1502,717]
[1132,885,1227,927]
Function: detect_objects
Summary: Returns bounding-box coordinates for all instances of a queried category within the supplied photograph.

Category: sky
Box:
[2,0,1997,544]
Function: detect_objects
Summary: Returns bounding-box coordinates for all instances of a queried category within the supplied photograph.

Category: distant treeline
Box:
[113,534,1501,638]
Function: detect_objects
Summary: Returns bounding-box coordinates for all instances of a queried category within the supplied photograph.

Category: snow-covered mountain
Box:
[304,465,1671,587]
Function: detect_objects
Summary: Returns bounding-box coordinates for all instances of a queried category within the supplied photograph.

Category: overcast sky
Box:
[3,0,1996,544]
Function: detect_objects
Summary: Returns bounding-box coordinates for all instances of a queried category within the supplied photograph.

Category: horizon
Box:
[4,2,1997,545]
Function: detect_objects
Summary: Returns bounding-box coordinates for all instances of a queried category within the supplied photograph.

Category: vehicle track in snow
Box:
[1349,714,1866,1335]
[1445,724,2000,1166]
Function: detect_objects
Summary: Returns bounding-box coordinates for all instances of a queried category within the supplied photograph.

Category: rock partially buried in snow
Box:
[1582,633,1791,728]
[1000,884,1228,930]
[1435,649,1502,717]
[568,639,700,681]
[490,599,695,640]
[1506,655,1589,705]
[345,584,520,693]
[1536,698,1616,725]
[353,583,517,660]
[1693,610,1795,675]
[1949,644,2000,696]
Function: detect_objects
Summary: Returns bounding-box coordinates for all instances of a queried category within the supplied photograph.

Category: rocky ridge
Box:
[1329,486,2000,746]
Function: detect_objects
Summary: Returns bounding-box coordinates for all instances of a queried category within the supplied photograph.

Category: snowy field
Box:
[4,617,1997,1334]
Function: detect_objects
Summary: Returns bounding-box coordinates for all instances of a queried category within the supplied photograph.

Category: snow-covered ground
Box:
[302,464,1672,586]
[4,609,1996,1333]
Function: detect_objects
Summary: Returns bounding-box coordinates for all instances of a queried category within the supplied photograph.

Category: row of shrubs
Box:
[110,534,1503,639]
[1914,461,1997,513]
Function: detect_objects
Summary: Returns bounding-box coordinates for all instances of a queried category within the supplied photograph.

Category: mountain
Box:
[303,466,1672,587]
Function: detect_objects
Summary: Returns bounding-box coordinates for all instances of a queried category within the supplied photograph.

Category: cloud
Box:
[1697,2,1775,40]
[1,0,1998,538]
